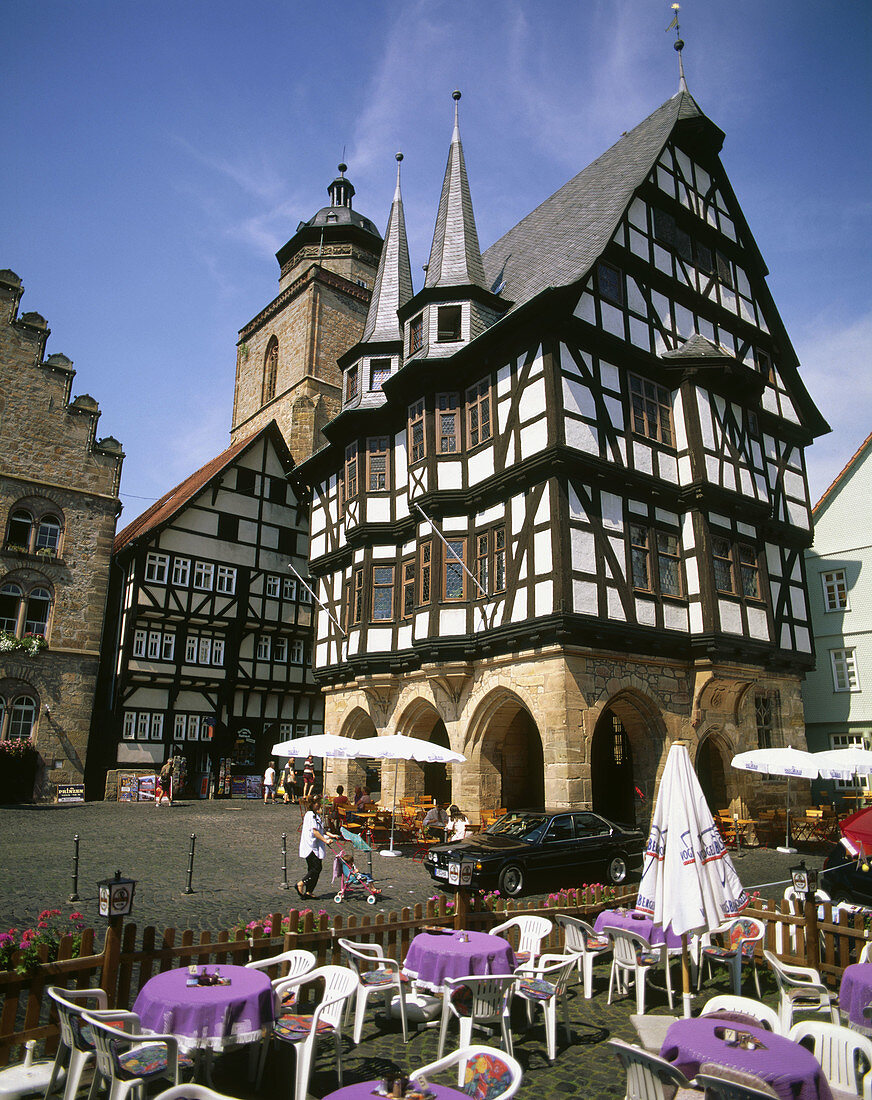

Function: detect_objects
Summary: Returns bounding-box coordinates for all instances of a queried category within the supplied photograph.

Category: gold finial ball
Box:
[452,90,462,101]
[396,152,403,162]
[674,38,684,52]
[338,162,348,174]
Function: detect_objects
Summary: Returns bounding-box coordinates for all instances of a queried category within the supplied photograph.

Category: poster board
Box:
[230,775,247,799]
[56,783,85,803]
[198,774,210,799]
[118,773,139,802]
[137,774,156,801]
[246,775,262,799]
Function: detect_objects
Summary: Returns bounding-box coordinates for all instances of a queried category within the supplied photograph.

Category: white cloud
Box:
[794,310,872,506]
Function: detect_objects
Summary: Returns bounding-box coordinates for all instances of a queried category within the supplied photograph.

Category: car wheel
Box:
[498,864,525,897]
[607,854,628,884]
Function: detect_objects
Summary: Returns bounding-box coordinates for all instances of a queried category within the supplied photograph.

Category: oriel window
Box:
[346,365,360,401]
[437,393,460,454]
[419,541,432,605]
[409,400,426,463]
[629,375,673,446]
[372,565,395,621]
[712,536,734,593]
[345,444,359,498]
[443,539,466,601]
[351,568,364,625]
[409,314,424,354]
[402,559,416,618]
[738,544,760,600]
[367,437,389,492]
[466,379,491,448]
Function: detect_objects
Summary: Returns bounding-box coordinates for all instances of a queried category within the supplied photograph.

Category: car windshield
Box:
[485,813,548,841]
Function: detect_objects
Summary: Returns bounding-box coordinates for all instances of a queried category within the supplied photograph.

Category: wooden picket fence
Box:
[0,885,634,1065]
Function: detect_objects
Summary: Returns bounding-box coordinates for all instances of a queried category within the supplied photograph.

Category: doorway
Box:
[591,710,635,825]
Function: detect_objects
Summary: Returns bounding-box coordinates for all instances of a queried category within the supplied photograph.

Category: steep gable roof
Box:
[114,422,294,552]
[362,154,413,343]
[813,431,872,517]
[483,90,714,310]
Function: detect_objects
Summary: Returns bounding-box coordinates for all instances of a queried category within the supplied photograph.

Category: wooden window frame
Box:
[145,552,169,584]
[493,527,506,593]
[476,533,489,596]
[367,437,389,492]
[597,261,623,305]
[193,561,214,591]
[831,648,859,693]
[409,314,424,354]
[346,365,360,401]
[345,443,359,499]
[738,543,760,600]
[474,526,507,597]
[419,541,432,605]
[466,379,492,449]
[371,564,395,621]
[822,569,849,612]
[402,558,416,618]
[216,566,236,594]
[370,358,391,390]
[351,567,364,625]
[437,392,460,454]
[436,305,462,342]
[629,374,673,447]
[409,399,426,464]
[172,557,190,586]
[443,538,467,602]
[712,536,735,594]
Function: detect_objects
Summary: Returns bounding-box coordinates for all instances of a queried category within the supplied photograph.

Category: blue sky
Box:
[6,0,871,519]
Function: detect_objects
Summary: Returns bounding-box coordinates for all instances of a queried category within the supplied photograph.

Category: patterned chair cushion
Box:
[115,1043,194,1079]
[702,945,738,960]
[272,1014,335,1041]
[450,984,472,1017]
[517,978,555,1001]
[73,1016,125,1051]
[636,951,660,967]
[514,952,531,965]
[584,935,611,952]
[462,1052,514,1100]
[360,967,407,987]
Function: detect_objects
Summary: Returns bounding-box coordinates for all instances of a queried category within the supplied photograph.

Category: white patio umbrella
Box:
[353,734,466,856]
[636,742,749,1016]
[731,746,819,853]
[814,746,872,783]
[270,733,374,796]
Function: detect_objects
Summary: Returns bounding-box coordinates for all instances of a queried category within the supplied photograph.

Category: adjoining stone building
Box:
[297,86,828,826]
[0,269,123,800]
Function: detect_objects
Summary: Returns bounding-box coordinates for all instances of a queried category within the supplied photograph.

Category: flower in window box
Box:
[34,547,55,557]
[4,544,28,555]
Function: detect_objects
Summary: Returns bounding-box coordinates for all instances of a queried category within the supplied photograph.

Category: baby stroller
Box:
[332,845,381,905]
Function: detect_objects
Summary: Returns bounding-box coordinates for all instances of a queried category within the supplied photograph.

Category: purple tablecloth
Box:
[660,1017,833,1100]
[403,931,515,992]
[839,962,872,1033]
[325,1084,466,1100]
[132,965,275,1052]
[594,908,683,949]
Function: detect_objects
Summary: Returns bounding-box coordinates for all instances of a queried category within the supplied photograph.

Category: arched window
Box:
[6,510,32,550]
[9,695,36,740]
[25,588,52,636]
[0,583,23,632]
[262,338,278,405]
[35,515,62,554]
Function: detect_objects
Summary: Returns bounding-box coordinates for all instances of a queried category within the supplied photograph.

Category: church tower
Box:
[231,166,383,464]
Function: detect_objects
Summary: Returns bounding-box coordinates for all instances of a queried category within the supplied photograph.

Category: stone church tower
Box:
[231,167,383,465]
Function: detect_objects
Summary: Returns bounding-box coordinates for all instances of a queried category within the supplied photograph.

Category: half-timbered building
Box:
[298,86,828,825]
[93,422,323,796]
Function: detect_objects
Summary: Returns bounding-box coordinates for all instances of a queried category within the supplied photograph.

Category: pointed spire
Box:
[667,4,689,93]
[362,153,413,343]
[425,91,487,290]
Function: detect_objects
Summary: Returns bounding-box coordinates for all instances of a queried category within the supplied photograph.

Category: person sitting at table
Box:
[422,803,449,839]
[355,788,374,811]
[297,795,336,900]
[327,784,349,830]
[444,804,469,842]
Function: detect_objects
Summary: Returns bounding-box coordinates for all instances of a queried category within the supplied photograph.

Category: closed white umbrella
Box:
[637,742,749,1016]
[731,747,819,853]
[354,734,466,856]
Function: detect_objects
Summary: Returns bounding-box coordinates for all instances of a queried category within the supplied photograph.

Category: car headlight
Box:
[427,852,436,862]
[474,861,483,871]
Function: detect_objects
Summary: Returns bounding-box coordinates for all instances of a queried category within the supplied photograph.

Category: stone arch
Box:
[335,707,378,795]
[694,726,736,813]
[590,689,667,827]
[464,688,545,817]
[391,697,453,805]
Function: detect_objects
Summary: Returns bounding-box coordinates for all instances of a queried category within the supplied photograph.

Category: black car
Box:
[822,843,872,906]
[424,808,645,897]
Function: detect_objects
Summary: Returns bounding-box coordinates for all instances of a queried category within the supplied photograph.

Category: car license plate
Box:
[434,867,448,879]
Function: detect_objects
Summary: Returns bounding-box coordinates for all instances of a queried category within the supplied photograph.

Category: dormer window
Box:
[597,262,623,306]
[370,359,391,390]
[437,305,462,342]
[410,315,424,354]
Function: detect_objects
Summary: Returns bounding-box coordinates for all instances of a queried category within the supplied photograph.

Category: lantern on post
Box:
[97,870,136,920]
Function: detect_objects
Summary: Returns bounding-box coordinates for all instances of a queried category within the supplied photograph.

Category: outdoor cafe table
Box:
[839,962,872,1034]
[403,930,515,993]
[324,1084,466,1100]
[660,1016,834,1100]
[132,964,276,1053]
[594,908,683,949]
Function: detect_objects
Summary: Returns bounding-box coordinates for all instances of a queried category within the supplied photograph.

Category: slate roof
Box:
[425,98,487,290]
[114,424,290,553]
[362,157,413,343]
[661,333,733,360]
[483,90,709,311]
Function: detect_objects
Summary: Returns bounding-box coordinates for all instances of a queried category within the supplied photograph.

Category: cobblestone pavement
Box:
[0,800,827,1098]
[0,800,827,933]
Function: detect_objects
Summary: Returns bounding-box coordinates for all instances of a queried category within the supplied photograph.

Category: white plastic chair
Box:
[763,949,839,1032]
[513,952,580,1063]
[697,917,765,996]
[257,964,357,1097]
[410,1044,522,1099]
[859,940,872,964]
[488,915,553,967]
[437,975,515,1060]
[700,994,780,1033]
[156,1087,238,1100]
[778,886,832,953]
[694,1064,779,1099]
[45,986,111,1100]
[789,1020,872,1098]
[244,948,316,989]
[338,937,409,1044]
[608,929,673,1014]
[607,1038,699,1100]
[555,914,611,998]
[82,1010,193,1100]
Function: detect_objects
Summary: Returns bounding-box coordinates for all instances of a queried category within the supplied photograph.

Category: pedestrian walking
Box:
[296,795,336,899]
[279,762,294,804]
[263,760,276,803]
[302,754,316,798]
[156,759,173,807]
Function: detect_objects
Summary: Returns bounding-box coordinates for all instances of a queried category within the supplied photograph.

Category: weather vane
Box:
[666,3,688,91]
